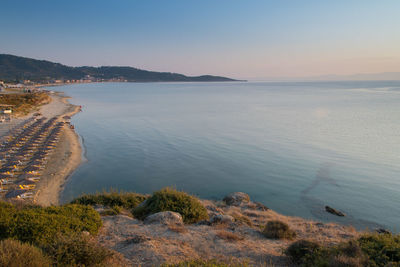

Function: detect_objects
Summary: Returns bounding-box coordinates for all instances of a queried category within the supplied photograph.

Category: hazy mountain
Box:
[308,72,400,81]
[0,54,237,82]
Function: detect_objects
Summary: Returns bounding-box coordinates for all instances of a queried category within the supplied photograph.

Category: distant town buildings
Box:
[0,76,129,90]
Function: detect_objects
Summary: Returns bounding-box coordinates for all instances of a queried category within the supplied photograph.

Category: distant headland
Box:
[0,54,240,83]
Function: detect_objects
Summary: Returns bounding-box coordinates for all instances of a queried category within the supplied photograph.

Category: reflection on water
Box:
[57,81,400,231]
[301,163,382,229]
[302,163,339,196]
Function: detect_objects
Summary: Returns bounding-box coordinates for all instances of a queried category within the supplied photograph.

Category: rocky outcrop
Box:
[223,192,250,206]
[144,211,183,225]
[98,195,360,267]
[325,206,345,217]
[210,214,235,224]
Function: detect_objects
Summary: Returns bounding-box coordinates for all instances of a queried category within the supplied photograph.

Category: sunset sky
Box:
[1,0,399,79]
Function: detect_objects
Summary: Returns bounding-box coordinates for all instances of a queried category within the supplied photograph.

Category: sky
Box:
[1,0,400,79]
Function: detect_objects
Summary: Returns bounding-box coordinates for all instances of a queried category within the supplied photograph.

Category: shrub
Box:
[0,239,52,267]
[0,202,102,246]
[0,202,15,239]
[337,240,364,258]
[133,187,209,224]
[358,233,400,266]
[328,254,366,267]
[71,190,148,210]
[263,220,296,240]
[44,234,114,267]
[286,237,383,267]
[286,239,322,265]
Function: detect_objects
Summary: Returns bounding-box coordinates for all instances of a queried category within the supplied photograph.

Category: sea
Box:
[57,81,400,231]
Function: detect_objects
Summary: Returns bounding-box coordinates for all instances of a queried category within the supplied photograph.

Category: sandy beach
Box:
[34,93,82,206]
[0,91,83,206]
[34,95,82,206]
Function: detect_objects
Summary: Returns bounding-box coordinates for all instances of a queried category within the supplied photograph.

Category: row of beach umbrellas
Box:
[0,116,64,199]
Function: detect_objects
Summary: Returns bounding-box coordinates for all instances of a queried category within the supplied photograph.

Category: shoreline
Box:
[33,92,82,206]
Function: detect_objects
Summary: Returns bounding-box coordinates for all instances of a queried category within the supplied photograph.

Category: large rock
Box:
[325,206,345,217]
[210,214,235,224]
[223,192,250,206]
[144,211,183,225]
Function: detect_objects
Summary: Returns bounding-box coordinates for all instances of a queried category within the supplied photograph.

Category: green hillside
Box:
[0,54,237,83]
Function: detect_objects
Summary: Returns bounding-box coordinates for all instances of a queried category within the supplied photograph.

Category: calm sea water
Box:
[58,81,400,231]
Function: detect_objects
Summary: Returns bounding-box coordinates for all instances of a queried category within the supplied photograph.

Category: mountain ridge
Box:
[0,54,238,83]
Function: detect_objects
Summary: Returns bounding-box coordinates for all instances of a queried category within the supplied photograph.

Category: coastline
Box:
[33,93,82,206]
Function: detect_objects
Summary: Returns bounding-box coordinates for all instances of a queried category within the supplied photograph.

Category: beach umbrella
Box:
[5,189,27,199]
[24,165,42,172]
[16,179,36,186]
[18,173,40,180]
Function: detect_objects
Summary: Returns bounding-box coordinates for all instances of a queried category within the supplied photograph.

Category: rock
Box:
[254,202,269,211]
[144,211,183,225]
[325,206,345,217]
[223,192,250,206]
[81,231,90,236]
[376,228,391,235]
[210,214,235,224]
[205,204,224,214]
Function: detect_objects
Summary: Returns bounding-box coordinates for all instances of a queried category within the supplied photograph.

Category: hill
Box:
[0,54,237,83]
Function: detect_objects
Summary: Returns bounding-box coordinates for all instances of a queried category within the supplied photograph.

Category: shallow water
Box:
[58,81,400,231]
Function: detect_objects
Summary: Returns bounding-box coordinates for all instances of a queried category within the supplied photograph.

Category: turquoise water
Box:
[58,81,400,231]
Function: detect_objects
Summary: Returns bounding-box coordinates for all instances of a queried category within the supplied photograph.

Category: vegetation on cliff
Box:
[71,190,148,212]
[132,187,209,223]
[0,202,101,245]
[286,233,400,266]
[0,201,119,266]
[0,190,399,266]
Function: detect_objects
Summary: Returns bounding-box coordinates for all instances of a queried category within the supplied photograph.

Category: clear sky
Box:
[1,0,399,79]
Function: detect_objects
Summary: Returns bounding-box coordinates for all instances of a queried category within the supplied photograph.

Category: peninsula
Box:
[0,54,238,83]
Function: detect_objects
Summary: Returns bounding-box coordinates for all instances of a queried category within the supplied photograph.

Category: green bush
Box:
[71,190,148,210]
[0,239,52,267]
[262,220,296,240]
[286,239,322,265]
[44,234,114,267]
[0,202,15,239]
[358,233,400,267]
[286,235,400,267]
[0,202,102,246]
[133,187,209,224]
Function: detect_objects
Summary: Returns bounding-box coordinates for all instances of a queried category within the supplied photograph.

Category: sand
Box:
[33,93,82,206]
[0,90,83,206]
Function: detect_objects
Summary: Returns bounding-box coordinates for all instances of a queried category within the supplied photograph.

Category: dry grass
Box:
[215,230,243,242]
[230,212,253,226]
[0,239,52,267]
[169,225,188,234]
[98,196,361,266]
